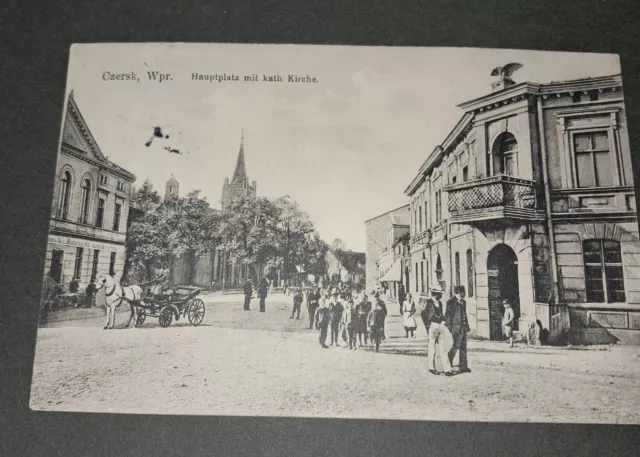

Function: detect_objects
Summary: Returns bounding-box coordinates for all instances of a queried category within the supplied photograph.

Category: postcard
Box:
[30,43,640,423]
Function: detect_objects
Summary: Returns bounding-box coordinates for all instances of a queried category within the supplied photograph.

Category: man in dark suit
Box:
[258,277,269,312]
[243,280,253,311]
[445,285,471,373]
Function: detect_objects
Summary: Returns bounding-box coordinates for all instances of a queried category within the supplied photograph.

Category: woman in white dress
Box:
[403,293,417,338]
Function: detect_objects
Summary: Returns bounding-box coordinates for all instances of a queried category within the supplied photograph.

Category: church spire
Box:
[231,129,247,184]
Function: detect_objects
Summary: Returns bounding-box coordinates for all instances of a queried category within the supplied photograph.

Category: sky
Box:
[64,44,620,251]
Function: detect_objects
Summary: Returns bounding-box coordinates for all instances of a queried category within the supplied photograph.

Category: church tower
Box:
[221,131,257,208]
[165,174,179,201]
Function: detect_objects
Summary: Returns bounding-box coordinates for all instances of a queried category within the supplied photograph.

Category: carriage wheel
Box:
[136,308,146,325]
[188,299,205,326]
[159,307,173,328]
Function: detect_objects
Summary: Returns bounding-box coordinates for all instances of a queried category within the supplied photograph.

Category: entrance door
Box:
[487,244,520,340]
[49,250,64,284]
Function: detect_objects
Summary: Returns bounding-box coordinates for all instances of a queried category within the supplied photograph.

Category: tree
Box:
[219,194,280,283]
[165,190,220,284]
[130,179,161,213]
[274,196,315,284]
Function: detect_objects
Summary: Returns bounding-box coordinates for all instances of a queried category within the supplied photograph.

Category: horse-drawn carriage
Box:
[135,285,206,328]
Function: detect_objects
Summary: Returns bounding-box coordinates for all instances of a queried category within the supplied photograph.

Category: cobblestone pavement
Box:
[31,293,640,423]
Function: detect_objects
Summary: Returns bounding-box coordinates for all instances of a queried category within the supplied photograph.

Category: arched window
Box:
[466,249,474,297]
[435,254,443,283]
[59,171,72,219]
[79,178,91,224]
[492,132,518,176]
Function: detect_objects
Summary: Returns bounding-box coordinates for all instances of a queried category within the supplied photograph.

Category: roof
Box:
[404,73,623,197]
[364,204,410,224]
[231,135,248,184]
[389,211,410,227]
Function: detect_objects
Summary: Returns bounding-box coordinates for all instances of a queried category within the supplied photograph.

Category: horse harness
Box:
[106,281,128,306]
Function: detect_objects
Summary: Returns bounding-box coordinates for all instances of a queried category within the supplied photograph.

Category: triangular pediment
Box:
[60,94,108,164]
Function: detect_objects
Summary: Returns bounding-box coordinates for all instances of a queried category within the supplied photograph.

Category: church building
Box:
[169,134,258,290]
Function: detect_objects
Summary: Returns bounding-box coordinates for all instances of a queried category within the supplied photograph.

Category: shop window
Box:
[109,252,117,276]
[574,131,614,188]
[492,132,518,177]
[59,171,72,219]
[92,249,100,278]
[74,247,84,280]
[466,249,474,297]
[583,239,625,303]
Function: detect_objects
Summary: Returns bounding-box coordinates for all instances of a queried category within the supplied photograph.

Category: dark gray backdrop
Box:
[1,0,640,455]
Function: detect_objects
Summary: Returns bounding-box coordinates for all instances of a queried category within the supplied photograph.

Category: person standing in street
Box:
[291,288,303,319]
[367,300,386,352]
[314,299,331,348]
[397,283,407,315]
[258,277,269,312]
[354,294,369,347]
[422,288,453,376]
[243,279,253,311]
[502,299,515,348]
[446,286,471,373]
[307,287,321,329]
[329,294,345,346]
[84,277,97,308]
[342,299,356,349]
[402,293,417,338]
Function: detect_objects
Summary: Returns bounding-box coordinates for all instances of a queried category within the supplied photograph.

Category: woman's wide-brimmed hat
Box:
[430,287,444,295]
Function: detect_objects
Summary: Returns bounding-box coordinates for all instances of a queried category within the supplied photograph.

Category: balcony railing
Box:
[444,174,545,223]
[410,229,432,249]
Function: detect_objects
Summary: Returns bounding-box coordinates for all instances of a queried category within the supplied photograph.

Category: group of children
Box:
[292,285,388,352]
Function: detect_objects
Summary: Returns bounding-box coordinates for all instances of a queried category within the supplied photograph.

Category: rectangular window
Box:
[96,197,105,228]
[100,175,108,186]
[583,240,625,303]
[435,190,442,222]
[455,252,461,287]
[451,175,457,184]
[420,261,425,293]
[113,202,122,231]
[415,262,419,293]
[92,249,100,278]
[74,248,84,280]
[418,206,423,233]
[424,202,428,228]
[117,181,124,191]
[109,252,117,276]
[466,249,474,297]
[574,131,614,188]
[462,166,469,182]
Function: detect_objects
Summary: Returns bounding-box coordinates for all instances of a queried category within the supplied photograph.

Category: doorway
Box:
[487,244,520,340]
[49,249,64,284]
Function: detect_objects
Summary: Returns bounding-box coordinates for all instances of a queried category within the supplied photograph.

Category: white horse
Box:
[94,272,144,329]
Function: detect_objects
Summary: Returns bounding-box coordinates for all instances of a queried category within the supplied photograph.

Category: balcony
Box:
[410,229,432,250]
[444,174,545,224]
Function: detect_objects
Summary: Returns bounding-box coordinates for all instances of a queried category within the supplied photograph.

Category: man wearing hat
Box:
[421,287,453,376]
[446,286,471,373]
[502,299,515,348]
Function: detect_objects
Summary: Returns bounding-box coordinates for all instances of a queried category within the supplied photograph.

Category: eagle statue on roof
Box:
[490,63,523,79]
